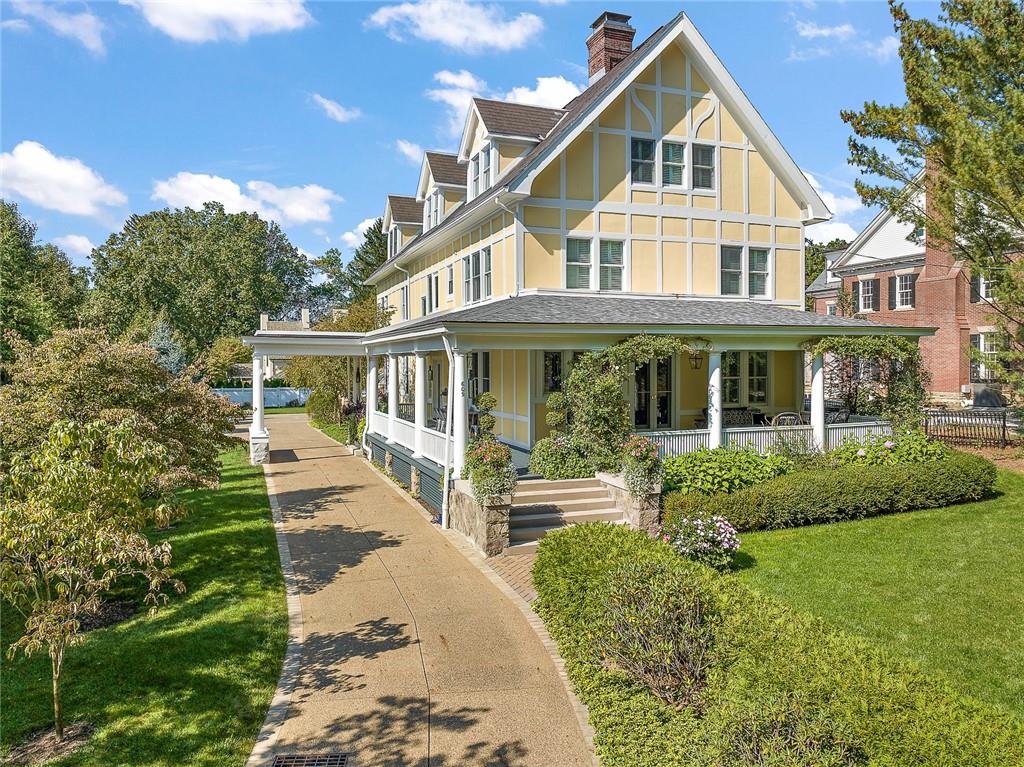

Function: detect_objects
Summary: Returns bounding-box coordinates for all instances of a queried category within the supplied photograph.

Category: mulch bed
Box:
[959,445,1024,473]
[4,722,94,766]
[79,600,137,632]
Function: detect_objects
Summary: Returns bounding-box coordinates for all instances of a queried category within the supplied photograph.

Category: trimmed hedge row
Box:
[533,523,1023,767]
[664,450,996,532]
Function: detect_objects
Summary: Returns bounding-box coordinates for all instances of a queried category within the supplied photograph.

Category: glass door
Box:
[655,357,673,428]
[634,363,651,428]
[634,359,673,429]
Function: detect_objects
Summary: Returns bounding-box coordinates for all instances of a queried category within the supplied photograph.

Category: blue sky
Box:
[1,1,937,269]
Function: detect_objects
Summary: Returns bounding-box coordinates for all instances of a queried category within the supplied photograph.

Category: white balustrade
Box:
[826,421,891,449]
[368,410,389,439]
[636,429,712,456]
[420,428,448,465]
[725,424,814,453]
[389,418,416,450]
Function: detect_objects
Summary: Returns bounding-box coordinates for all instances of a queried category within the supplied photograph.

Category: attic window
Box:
[692,145,715,190]
[470,155,480,197]
[631,139,655,184]
[481,145,492,191]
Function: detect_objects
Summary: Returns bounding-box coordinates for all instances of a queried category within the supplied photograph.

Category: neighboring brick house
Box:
[809,199,1000,404]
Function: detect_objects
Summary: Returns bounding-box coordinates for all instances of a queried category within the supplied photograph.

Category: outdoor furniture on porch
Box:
[825,409,851,425]
[771,412,803,427]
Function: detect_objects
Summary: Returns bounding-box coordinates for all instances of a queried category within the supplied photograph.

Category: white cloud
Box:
[367,0,542,53]
[2,18,31,32]
[863,35,899,62]
[503,75,580,109]
[339,218,377,250]
[0,141,126,216]
[803,171,863,217]
[427,69,582,138]
[11,1,105,54]
[795,20,854,40]
[786,45,831,63]
[151,172,341,225]
[120,0,312,43]
[806,221,858,244]
[54,234,97,257]
[311,93,361,123]
[396,139,423,164]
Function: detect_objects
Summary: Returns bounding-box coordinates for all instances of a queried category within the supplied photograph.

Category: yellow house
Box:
[245,10,926,521]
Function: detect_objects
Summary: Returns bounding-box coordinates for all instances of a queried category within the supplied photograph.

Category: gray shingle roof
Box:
[367,293,922,338]
[387,194,423,225]
[425,151,466,186]
[473,98,565,140]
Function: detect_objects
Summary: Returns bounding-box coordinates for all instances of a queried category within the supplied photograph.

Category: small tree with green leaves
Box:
[0,420,185,741]
[203,335,251,381]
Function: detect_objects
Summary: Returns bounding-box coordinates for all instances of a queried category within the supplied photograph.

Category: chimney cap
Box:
[590,11,632,30]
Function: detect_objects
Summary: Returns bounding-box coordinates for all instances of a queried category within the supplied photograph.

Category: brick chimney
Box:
[587,11,635,83]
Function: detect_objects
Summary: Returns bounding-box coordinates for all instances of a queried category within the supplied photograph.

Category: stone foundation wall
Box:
[596,472,661,534]
[448,480,510,557]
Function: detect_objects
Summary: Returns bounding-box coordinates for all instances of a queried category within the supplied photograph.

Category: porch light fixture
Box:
[688,351,704,370]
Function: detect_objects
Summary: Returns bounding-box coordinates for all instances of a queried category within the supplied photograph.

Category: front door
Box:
[633,358,673,430]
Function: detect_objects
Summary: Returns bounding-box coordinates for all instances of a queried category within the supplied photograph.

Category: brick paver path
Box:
[488,553,539,604]
[253,416,591,767]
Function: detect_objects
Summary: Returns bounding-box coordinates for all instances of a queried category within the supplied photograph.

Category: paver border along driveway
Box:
[247,415,593,767]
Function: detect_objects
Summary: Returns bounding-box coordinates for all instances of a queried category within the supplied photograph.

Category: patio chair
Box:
[771,411,803,427]
[431,407,446,431]
[825,409,850,425]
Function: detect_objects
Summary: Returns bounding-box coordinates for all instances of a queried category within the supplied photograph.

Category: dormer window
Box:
[430,188,442,227]
[481,145,492,191]
[470,154,481,198]
[387,225,400,258]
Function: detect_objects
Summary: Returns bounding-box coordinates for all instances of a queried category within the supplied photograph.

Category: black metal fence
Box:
[923,408,1008,448]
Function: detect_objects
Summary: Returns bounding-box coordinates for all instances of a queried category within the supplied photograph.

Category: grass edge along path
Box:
[1,445,287,766]
[736,468,1024,718]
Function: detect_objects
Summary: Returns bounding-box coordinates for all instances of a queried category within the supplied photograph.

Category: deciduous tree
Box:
[309,218,387,316]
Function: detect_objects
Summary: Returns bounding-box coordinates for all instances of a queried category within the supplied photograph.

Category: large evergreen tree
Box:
[310,217,387,318]
[0,201,89,362]
[89,202,310,360]
[841,0,1023,386]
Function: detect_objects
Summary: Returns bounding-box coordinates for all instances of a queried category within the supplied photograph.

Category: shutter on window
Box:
[870,279,881,311]
[851,281,860,312]
[909,274,918,307]
[888,276,897,310]
[970,275,981,303]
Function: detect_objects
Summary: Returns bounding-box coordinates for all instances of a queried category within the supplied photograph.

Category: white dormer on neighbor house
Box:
[245,9,930,538]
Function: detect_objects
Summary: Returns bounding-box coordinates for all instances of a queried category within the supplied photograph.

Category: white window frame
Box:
[461,248,491,305]
[974,333,999,382]
[720,245,743,296]
[896,273,914,308]
[630,137,656,186]
[721,351,772,407]
[399,285,409,321]
[859,280,876,313]
[979,277,994,300]
[748,247,770,298]
[691,143,716,191]
[565,237,592,290]
[826,303,837,316]
[430,188,442,228]
[481,143,492,191]
[598,239,624,291]
[446,264,454,299]
[470,154,480,198]
[661,140,686,188]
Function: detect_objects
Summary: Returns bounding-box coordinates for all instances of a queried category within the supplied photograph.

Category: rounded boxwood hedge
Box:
[663,449,996,532]
[533,523,1023,767]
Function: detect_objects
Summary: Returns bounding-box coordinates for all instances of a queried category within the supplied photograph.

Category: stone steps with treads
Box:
[506,477,624,552]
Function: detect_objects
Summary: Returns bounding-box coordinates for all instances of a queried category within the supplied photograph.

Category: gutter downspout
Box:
[440,334,456,528]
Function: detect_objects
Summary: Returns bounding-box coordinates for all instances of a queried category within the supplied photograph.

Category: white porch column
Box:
[811,353,826,451]
[366,355,378,421]
[452,351,469,475]
[249,351,269,464]
[707,351,723,449]
[386,353,399,443]
[413,352,427,457]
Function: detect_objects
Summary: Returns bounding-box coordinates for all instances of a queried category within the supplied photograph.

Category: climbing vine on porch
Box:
[805,335,929,429]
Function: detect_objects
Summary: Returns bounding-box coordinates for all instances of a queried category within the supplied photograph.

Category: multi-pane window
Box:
[600,240,624,290]
[481,146,492,190]
[468,351,491,399]
[721,246,743,296]
[748,351,768,404]
[826,303,837,316]
[896,274,914,307]
[470,155,480,198]
[446,264,454,298]
[631,138,655,184]
[566,238,591,289]
[461,248,491,304]
[543,351,563,393]
[859,279,876,312]
[722,351,741,404]
[853,357,880,382]
[430,189,442,227]
[971,333,1000,382]
[662,142,685,187]
[421,271,440,315]
[388,226,399,257]
[692,144,715,190]
[748,248,769,297]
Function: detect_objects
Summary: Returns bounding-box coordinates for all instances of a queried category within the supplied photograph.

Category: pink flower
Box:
[857,448,866,457]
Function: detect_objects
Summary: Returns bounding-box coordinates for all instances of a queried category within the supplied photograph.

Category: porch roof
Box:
[364,292,935,340]
[241,330,366,357]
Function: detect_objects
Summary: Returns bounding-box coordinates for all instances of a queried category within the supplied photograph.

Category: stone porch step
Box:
[510,507,624,529]
[509,514,627,543]
[510,496,618,514]
[517,477,603,491]
[511,486,612,506]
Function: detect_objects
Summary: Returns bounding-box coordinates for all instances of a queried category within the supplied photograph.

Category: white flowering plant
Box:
[660,511,740,570]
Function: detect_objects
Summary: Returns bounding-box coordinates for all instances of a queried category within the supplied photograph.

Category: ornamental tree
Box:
[0,329,239,490]
[203,335,251,381]
[841,0,1024,392]
[0,420,185,741]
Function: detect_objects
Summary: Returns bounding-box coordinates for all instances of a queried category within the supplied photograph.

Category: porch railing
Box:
[390,418,416,448]
[637,429,711,456]
[369,410,388,439]
[421,427,448,465]
[726,424,814,452]
[826,420,892,449]
[637,420,892,457]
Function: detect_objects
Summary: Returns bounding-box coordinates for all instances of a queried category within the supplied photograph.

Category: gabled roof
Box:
[386,194,423,225]
[474,98,565,140]
[806,248,846,296]
[831,171,926,272]
[424,151,465,187]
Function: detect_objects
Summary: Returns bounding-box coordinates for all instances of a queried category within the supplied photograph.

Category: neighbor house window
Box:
[748,248,769,297]
[971,333,1000,382]
[826,303,837,316]
[859,279,877,312]
[566,238,591,289]
[599,240,624,290]
[896,274,915,308]
[662,141,685,187]
[721,246,743,296]
[692,144,715,189]
[631,138,655,184]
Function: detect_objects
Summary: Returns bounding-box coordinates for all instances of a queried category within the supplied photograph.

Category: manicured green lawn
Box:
[1,446,287,765]
[735,469,1024,717]
[265,405,306,414]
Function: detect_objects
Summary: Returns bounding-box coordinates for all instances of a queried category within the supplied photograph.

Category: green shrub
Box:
[464,438,517,505]
[830,428,946,466]
[475,391,498,435]
[544,391,568,431]
[533,523,1024,767]
[597,559,720,711]
[662,448,794,495]
[529,435,594,480]
[663,450,996,532]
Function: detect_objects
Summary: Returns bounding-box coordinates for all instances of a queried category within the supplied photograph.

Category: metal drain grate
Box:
[272,755,350,767]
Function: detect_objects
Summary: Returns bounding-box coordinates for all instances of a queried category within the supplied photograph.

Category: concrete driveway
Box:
[252,415,593,767]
